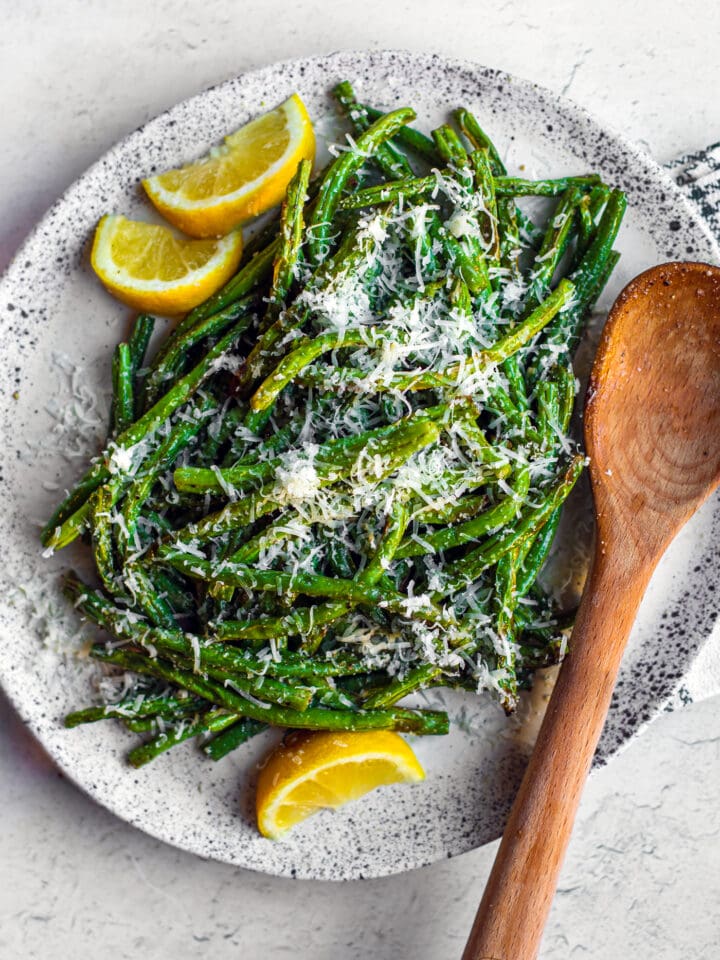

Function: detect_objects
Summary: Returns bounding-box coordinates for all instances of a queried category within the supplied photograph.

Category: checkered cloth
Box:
[667,142,720,244]
[662,142,720,708]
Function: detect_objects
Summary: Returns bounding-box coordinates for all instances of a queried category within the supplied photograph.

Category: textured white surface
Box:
[1,1,719,957]
[5,47,716,881]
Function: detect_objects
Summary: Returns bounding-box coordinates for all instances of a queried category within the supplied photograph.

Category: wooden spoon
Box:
[462,261,720,960]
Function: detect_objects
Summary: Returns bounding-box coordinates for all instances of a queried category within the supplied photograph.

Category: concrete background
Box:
[2,2,719,957]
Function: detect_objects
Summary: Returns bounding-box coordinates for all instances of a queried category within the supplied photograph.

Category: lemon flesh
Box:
[90,214,243,315]
[256,730,425,840]
[143,94,315,237]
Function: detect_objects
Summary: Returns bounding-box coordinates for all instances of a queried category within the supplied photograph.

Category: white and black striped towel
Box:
[668,142,720,243]
[662,141,720,709]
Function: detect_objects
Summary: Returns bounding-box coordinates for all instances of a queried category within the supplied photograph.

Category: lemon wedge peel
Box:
[142,94,315,238]
[90,214,243,315]
[256,730,425,841]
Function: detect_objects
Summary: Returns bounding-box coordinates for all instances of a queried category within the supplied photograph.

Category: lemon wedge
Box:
[143,94,315,238]
[90,214,243,315]
[256,730,425,840]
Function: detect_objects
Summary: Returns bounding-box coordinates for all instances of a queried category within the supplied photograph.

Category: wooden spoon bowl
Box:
[463,261,720,960]
[589,262,720,561]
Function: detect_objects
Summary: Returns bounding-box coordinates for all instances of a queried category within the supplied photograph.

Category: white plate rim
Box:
[1,48,718,880]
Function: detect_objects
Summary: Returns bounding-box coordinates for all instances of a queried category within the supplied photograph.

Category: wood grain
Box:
[462,262,720,960]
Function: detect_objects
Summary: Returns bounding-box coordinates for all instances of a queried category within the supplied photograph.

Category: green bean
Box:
[139,509,173,538]
[337,176,436,211]
[497,197,522,279]
[431,128,492,293]
[515,508,562,598]
[223,515,311,567]
[118,396,214,560]
[568,248,621,348]
[455,108,506,175]
[296,277,571,397]
[242,405,276,438]
[110,342,134,436]
[441,228,491,295]
[128,314,155,370]
[128,709,240,767]
[376,278,575,392]
[396,467,530,559]
[203,718,268,760]
[494,546,523,640]
[216,601,349,643]
[193,401,245,468]
[158,553,449,623]
[69,582,313,710]
[220,412,300,468]
[536,380,561,447]
[432,124,468,171]
[298,496,410,655]
[268,158,312,309]
[327,539,357,578]
[308,107,416,263]
[152,567,195,615]
[123,563,178,629]
[415,490,489,525]
[88,480,123,591]
[516,601,575,641]
[182,237,280,326]
[443,402,513,467]
[237,220,377,394]
[485,382,540,443]
[491,545,524,710]
[554,362,578,432]
[534,191,625,372]
[362,664,441,708]
[90,645,450,735]
[49,96,624,749]
[359,497,409,585]
[139,238,275,397]
[525,186,583,312]
[484,273,574,365]
[444,455,585,589]
[577,194,595,251]
[166,420,439,544]
[471,149,499,263]
[250,328,368,412]
[502,273,576,357]
[333,81,415,181]
[574,184,611,261]
[64,571,363,680]
[42,464,111,549]
[516,207,544,250]
[42,312,254,548]
[142,295,256,409]
[567,191,626,310]
[127,315,155,418]
[493,175,601,197]
[65,693,207,727]
[362,104,440,163]
[587,183,611,219]
[502,354,529,411]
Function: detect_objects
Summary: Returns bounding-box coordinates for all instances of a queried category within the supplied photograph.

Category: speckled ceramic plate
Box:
[1,50,718,881]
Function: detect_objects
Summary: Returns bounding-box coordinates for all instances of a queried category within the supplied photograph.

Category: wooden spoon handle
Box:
[462,547,653,960]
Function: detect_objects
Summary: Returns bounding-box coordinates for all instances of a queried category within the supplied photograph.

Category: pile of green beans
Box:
[47,81,625,768]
